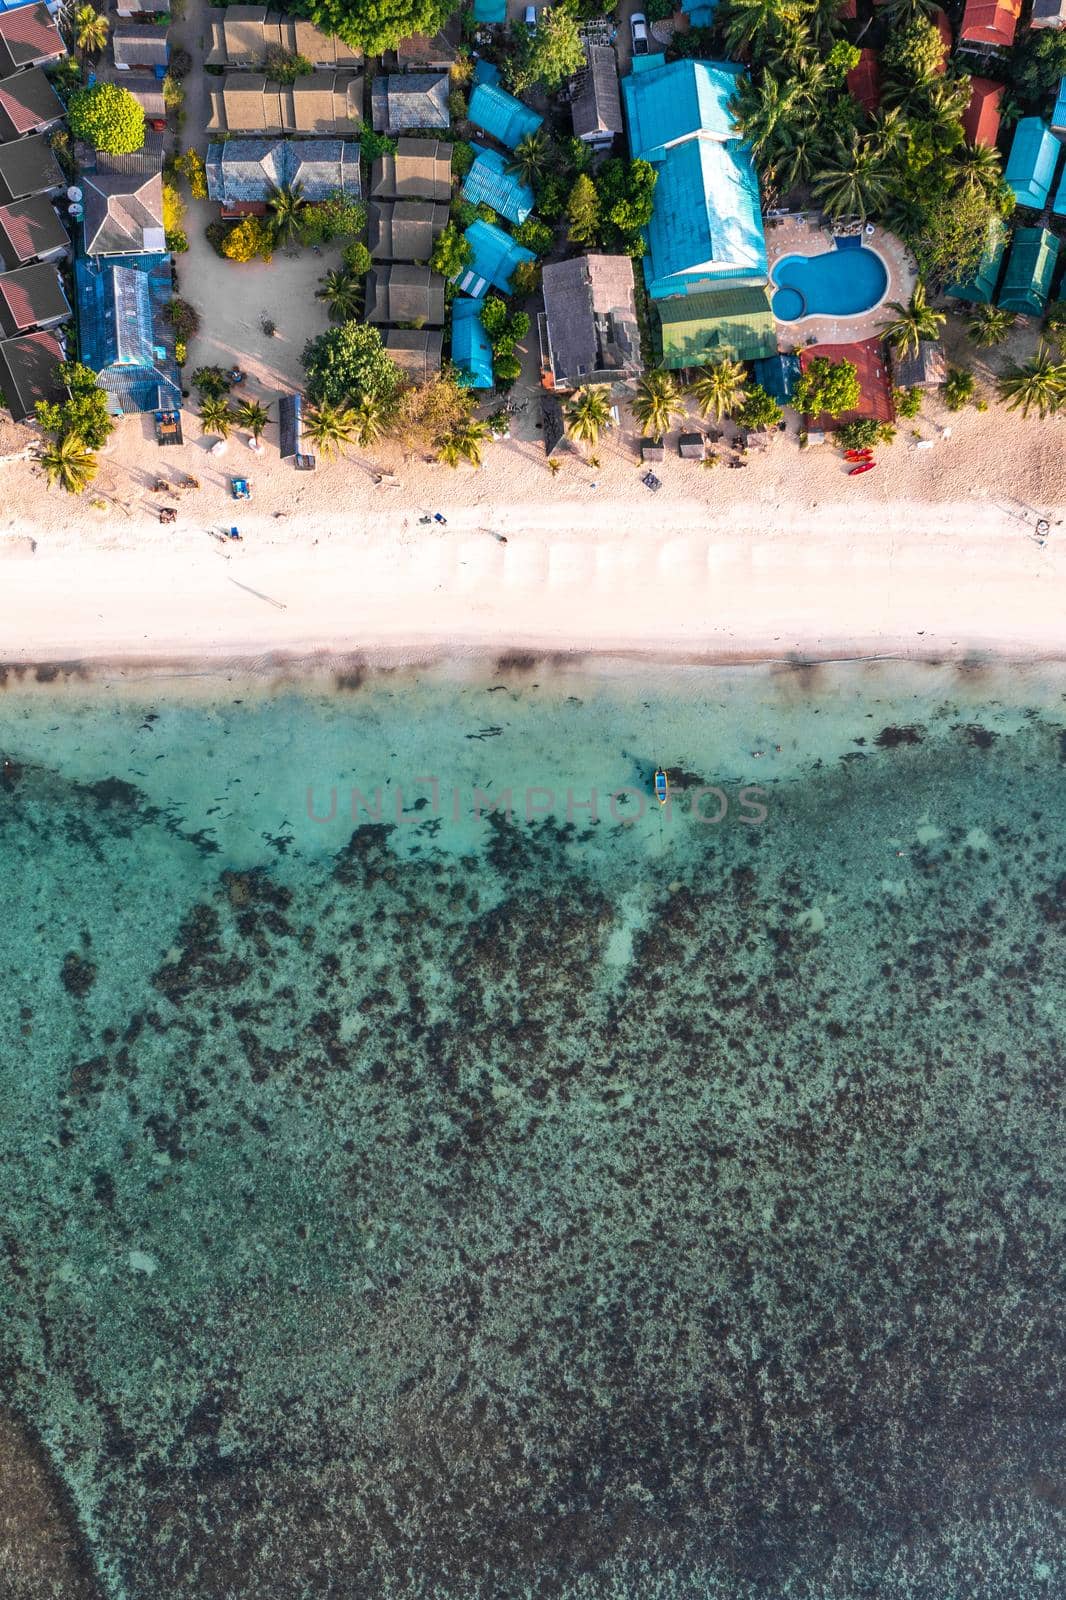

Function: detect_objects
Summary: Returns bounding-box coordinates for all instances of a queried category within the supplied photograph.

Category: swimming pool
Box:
[771,246,888,321]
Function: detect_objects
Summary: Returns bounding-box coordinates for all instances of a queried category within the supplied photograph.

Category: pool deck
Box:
[766,216,917,347]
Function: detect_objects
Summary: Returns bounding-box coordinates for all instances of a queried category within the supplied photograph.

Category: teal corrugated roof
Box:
[461,143,533,224]
[997,226,1058,314]
[945,220,1006,303]
[473,58,500,86]
[1004,118,1060,210]
[455,218,535,297]
[468,82,543,150]
[473,0,506,20]
[1054,162,1066,216]
[1054,76,1066,131]
[682,0,719,24]
[452,296,493,387]
[622,56,744,161]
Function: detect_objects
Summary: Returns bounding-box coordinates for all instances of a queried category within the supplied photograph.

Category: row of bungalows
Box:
[0,2,73,422]
[205,6,363,135]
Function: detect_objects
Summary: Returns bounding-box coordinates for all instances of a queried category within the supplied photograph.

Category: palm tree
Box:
[877,0,939,21]
[303,400,357,458]
[237,399,269,441]
[200,396,235,437]
[564,385,612,450]
[870,105,910,162]
[730,74,804,171]
[437,418,490,468]
[352,394,387,448]
[997,344,1066,419]
[1045,299,1066,346]
[267,182,306,246]
[40,431,97,494]
[967,304,1015,348]
[951,141,1002,196]
[721,0,793,58]
[508,127,550,186]
[690,357,747,422]
[879,282,946,360]
[73,4,108,68]
[812,131,891,219]
[315,268,361,322]
[631,369,686,440]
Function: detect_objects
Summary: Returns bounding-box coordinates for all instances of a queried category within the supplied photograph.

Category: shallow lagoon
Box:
[1,659,1063,1599]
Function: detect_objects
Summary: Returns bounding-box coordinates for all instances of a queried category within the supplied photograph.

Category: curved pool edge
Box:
[769,245,892,329]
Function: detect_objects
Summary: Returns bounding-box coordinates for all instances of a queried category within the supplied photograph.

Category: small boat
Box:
[654,767,669,806]
[849,462,876,476]
[844,449,873,462]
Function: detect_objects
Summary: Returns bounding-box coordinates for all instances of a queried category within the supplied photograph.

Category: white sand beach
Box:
[1,380,1064,669]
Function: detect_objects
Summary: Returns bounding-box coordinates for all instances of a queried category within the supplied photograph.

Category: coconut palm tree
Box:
[564,385,612,450]
[437,418,490,468]
[870,105,910,162]
[721,0,793,58]
[304,400,357,458]
[315,268,362,322]
[73,4,108,69]
[877,0,939,21]
[879,282,946,360]
[967,304,1015,348]
[690,357,747,422]
[730,74,805,171]
[267,182,306,246]
[951,140,1002,196]
[40,432,97,494]
[631,369,686,441]
[812,131,891,220]
[508,128,550,186]
[237,399,269,442]
[200,396,235,437]
[351,394,388,448]
[997,344,1066,419]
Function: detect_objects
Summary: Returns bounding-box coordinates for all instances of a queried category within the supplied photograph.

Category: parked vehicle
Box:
[631,12,649,52]
[524,3,537,25]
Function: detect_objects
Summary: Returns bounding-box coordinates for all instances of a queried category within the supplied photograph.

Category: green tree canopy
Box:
[736,385,783,431]
[793,357,860,417]
[288,0,453,57]
[430,222,473,280]
[881,17,946,87]
[35,362,114,452]
[509,6,585,93]
[303,322,403,408]
[566,172,601,246]
[67,82,144,154]
[1011,27,1066,102]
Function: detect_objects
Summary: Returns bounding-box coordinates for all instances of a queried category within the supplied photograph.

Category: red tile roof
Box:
[838,0,856,16]
[930,7,953,67]
[963,76,1003,146]
[846,49,881,114]
[800,339,895,429]
[0,3,63,69]
[959,0,1021,49]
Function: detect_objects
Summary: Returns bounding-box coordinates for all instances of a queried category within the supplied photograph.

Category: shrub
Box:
[191,366,231,398]
[168,45,192,78]
[474,202,498,224]
[735,385,783,431]
[175,147,208,199]
[837,418,890,450]
[221,214,274,262]
[451,140,475,178]
[793,357,860,418]
[264,46,312,83]
[514,216,553,256]
[342,240,372,276]
[67,82,144,154]
[511,259,540,296]
[893,385,922,419]
[430,222,472,279]
[448,89,467,120]
[35,361,114,451]
[165,296,200,340]
[944,368,975,411]
[450,197,477,229]
[302,322,402,407]
[206,219,230,256]
[647,0,674,17]
[494,351,522,383]
[300,191,366,245]
[174,338,187,365]
[165,227,189,253]
[360,129,397,163]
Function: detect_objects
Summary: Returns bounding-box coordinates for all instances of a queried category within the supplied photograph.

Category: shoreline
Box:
[1,497,1064,674]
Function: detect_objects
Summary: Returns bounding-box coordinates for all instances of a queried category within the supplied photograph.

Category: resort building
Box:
[0,131,61,203]
[1003,118,1060,210]
[461,145,533,226]
[368,198,447,261]
[1030,0,1066,27]
[125,81,167,125]
[369,137,451,201]
[204,6,361,69]
[658,285,776,369]
[454,218,534,298]
[467,81,543,150]
[0,66,64,139]
[958,0,1022,50]
[206,139,361,215]
[370,72,448,134]
[570,44,622,151]
[752,351,800,407]
[0,3,64,75]
[945,220,1006,303]
[621,56,766,300]
[82,145,165,257]
[383,327,443,379]
[112,25,169,73]
[996,226,1058,315]
[539,254,640,391]
[114,0,168,17]
[206,71,364,136]
[451,297,493,389]
[846,49,881,115]
[0,258,68,336]
[0,193,67,268]
[73,254,181,414]
[892,339,947,390]
[1052,77,1066,139]
[393,14,460,71]
[963,77,1003,147]
[364,262,446,326]
[0,325,63,419]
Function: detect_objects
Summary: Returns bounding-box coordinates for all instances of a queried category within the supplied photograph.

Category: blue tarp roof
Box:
[1054,76,1066,131]
[752,352,800,405]
[681,0,720,25]
[451,296,493,387]
[454,218,535,297]
[74,252,180,415]
[622,56,766,299]
[461,144,534,224]
[473,0,507,20]
[1004,118,1060,210]
[473,57,501,86]
[468,82,543,149]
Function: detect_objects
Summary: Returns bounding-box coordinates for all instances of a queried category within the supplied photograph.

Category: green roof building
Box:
[945,221,1006,304]
[996,226,1059,315]
[658,285,776,368]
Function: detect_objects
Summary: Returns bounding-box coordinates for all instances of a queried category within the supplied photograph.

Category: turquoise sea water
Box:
[1,659,1064,1599]
[771,247,888,321]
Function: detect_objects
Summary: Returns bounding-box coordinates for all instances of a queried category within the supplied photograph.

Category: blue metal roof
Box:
[623,56,745,161]
[473,0,507,20]
[461,144,533,224]
[681,0,720,25]
[1054,76,1066,131]
[1004,118,1060,210]
[472,58,501,86]
[451,296,493,387]
[468,82,543,150]
[454,218,535,297]
[74,251,180,415]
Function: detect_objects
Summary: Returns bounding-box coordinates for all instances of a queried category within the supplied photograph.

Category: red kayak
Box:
[844,449,874,462]
[849,462,876,476]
